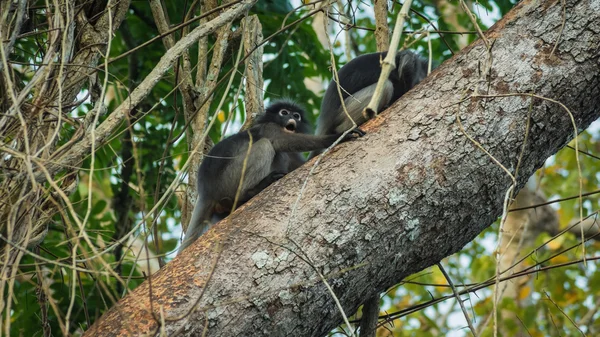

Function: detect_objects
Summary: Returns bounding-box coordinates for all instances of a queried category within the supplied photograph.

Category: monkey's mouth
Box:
[284,120,297,133]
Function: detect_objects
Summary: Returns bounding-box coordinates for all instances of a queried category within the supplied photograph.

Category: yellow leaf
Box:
[531,330,545,337]
[547,235,565,250]
[518,285,531,300]
[217,110,226,123]
[549,254,569,264]
[564,291,579,304]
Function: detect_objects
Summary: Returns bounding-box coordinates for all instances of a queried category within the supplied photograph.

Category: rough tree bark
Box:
[84,0,599,335]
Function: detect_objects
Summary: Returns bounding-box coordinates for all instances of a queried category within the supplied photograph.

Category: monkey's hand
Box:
[342,128,366,141]
[263,171,286,182]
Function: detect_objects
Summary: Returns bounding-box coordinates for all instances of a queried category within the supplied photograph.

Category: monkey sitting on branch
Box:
[179,100,364,252]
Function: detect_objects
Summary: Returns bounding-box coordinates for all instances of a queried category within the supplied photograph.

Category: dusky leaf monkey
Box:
[313,51,428,157]
[179,101,364,252]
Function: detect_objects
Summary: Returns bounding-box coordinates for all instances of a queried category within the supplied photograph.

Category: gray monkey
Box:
[314,51,428,150]
[179,101,364,252]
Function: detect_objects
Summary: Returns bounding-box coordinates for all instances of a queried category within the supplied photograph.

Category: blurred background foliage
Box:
[7,0,599,336]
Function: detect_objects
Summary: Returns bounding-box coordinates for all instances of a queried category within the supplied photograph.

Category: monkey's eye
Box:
[293,112,301,120]
[279,109,290,116]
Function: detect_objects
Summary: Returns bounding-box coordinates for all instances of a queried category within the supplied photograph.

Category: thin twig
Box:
[543,291,586,336]
[437,263,478,336]
[377,255,600,326]
[509,189,600,212]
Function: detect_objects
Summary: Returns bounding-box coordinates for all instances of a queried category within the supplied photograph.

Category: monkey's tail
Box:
[178,196,215,253]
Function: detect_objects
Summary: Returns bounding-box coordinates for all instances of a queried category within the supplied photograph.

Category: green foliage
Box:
[7,1,599,336]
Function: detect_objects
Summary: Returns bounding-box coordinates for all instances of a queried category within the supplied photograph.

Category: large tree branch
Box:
[84,0,600,335]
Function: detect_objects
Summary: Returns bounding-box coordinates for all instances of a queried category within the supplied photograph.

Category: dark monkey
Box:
[315,50,428,137]
[179,101,364,252]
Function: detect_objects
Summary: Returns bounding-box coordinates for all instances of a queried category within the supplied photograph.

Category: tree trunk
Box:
[84,0,600,335]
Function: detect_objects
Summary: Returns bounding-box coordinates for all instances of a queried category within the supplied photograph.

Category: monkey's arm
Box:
[265,125,364,153]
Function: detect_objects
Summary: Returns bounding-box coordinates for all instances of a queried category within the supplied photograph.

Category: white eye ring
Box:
[293,112,301,121]
[279,109,290,116]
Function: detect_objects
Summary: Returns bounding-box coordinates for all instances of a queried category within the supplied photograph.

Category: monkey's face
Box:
[279,108,301,133]
[258,101,313,135]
